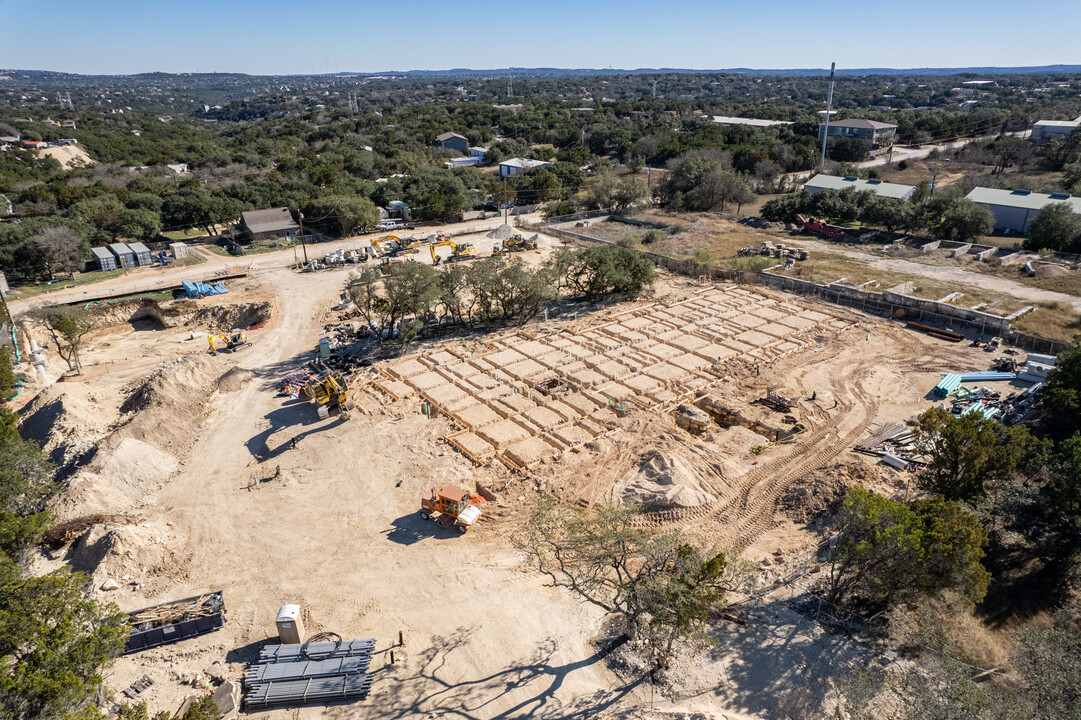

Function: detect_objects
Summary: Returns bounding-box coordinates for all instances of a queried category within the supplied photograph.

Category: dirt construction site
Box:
[14,224,1017,720]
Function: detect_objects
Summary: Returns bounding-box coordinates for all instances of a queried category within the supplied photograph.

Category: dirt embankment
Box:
[27,352,263,585]
[87,298,273,333]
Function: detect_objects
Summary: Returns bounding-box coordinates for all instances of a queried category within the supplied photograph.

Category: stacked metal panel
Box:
[245,674,374,709]
[245,638,376,710]
[258,638,374,663]
[245,656,371,685]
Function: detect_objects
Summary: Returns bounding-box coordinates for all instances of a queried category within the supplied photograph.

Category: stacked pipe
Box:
[934,374,962,398]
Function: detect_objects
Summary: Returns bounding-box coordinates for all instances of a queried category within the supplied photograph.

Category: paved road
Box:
[10,213,542,315]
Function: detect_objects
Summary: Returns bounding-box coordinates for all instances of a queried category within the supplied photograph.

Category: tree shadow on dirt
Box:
[699,598,867,720]
[244,403,344,461]
[323,628,639,720]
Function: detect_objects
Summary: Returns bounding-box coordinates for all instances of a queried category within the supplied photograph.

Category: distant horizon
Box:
[3,64,1080,79]
[0,0,1077,76]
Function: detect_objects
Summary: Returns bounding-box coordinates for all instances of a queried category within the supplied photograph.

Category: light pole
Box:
[298,211,308,265]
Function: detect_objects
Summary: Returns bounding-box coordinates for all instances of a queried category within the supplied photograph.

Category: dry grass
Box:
[890,594,1016,673]
[1012,302,1081,344]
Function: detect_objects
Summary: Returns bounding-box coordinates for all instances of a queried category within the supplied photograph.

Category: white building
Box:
[803,174,916,201]
[712,115,793,129]
[1030,119,1081,143]
[965,187,1081,233]
[498,158,551,177]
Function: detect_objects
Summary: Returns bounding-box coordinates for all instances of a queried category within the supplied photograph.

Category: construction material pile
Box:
[245,638,375,710]
[124,591,226,653]
[181,280,229,299]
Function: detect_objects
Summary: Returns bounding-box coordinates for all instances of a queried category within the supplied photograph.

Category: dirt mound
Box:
[67,519,173,581]
[116,354,221,454]
[217,367,254,392]
[487,224,515,240]
[18,383,116,471]
[191,301,272,332]
[1035,264,1070,278]
[618,451,717,508]
[87,298,272,332]
[778,462,878,523]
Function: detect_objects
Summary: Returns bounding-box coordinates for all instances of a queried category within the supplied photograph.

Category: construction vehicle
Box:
[419,486,482,533]
[498,234,537,253]
[207,329,250,354]
[429,239,477,265]
[306,371,352,421]
[370,236,402,257]
[795,214,847,239]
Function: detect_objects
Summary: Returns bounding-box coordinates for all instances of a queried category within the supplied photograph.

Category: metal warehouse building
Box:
[803,174,916,200]
[965,187,1081,233]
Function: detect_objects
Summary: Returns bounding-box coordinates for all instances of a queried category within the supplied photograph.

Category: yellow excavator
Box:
[429,239,477,265]
[207,329,250,354]
[370,235,402,257]
[306,371,353,421]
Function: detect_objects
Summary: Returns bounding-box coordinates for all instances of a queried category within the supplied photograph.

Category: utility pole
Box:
[298,212,309,265]
[819,62,836,170]
[652,79,657,99]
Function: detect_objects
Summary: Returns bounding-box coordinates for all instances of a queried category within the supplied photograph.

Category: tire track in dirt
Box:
[718,372,880,549]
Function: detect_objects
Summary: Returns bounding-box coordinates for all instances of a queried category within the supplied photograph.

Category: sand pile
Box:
[487,224,515,240]
[56,438,179,516]
[19,383,116,471]
[1035,264,1069,278]
[116,354,221,454]
[618,451,717,508]
[217,366,254,393]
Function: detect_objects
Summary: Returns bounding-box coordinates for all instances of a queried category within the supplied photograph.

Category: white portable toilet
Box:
[275,604,304,644]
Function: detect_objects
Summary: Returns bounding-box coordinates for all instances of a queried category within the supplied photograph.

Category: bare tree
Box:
[32,227,84,279]
[31,306,99,372]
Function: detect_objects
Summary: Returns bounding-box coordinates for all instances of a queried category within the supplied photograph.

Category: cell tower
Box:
[819,62,836,170]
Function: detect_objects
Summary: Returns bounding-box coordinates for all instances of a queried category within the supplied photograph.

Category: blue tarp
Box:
[182,280,229,299]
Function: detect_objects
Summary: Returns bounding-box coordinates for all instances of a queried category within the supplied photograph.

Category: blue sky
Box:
[0,0,1077,75]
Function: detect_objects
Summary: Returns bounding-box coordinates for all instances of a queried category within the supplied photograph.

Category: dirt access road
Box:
[10,213,542,314]
[772,236,1081,311]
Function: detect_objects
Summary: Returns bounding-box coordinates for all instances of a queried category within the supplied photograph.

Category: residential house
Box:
[61,120,76,130]
[239,207,299,242]
[499,158,551,177]
[965,187,1081,233]
[803,174,915,200]
[167,163,190,176]
[818,119,898,149]
[434,132,469,153]
[383,201,412,222]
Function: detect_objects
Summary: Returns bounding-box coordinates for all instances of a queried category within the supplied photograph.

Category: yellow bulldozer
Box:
[207,329,250,354]
[306,371,353,421]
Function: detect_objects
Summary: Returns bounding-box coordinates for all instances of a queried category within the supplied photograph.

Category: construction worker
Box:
[291,436,299,451]
[811,391,817,402]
